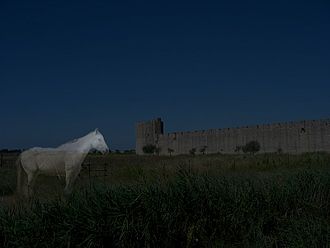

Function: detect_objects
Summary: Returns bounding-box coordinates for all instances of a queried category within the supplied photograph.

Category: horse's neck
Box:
[59,133,94,153]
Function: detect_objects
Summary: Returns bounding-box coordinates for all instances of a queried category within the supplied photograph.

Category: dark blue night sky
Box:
[1,0,329,150]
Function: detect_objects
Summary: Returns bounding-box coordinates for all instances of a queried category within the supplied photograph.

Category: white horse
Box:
[16,129,109,197]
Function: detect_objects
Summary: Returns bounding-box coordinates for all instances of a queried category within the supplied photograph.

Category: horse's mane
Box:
[64,138,79,144]
[57,132,94,148]
[58,138,80,147]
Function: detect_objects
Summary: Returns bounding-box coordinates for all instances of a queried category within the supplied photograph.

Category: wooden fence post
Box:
[88,161,91,191]
[103,162,107,183]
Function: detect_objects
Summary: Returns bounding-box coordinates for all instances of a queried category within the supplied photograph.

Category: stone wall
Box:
[135,118,330,155]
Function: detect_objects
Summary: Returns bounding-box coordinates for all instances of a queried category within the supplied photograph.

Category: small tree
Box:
[199,146,207,155]
[235,146,242,153]
[142,144,156,155]
[189,148,196,156]
[242,141,260,155]
[168,148,174,156]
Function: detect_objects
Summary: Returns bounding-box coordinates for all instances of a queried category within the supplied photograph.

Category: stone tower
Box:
[135,118,164,154]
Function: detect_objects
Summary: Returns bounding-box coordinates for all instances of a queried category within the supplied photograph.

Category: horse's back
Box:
[21,147,67,175]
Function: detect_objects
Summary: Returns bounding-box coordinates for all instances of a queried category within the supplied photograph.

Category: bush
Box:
[167,148,174,156]
[242,141,260,154]
[143,144,157,154]
[199,146,207,155]
[189,148,196,156]
[234,146,242,153]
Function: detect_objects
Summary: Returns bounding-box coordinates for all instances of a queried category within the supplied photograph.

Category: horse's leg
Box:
[27,171,37,197]
[21,171,31,197]
[64,167,80,196]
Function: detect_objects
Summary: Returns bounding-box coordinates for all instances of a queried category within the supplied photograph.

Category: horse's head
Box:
[91,129,109,154]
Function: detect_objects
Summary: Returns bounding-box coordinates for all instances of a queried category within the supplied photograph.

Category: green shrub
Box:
[242,141,261,154]
[189,148,196,156]
[142,144,157,154]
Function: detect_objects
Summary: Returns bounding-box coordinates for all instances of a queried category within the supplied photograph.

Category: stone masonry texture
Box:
[135,118,330,155]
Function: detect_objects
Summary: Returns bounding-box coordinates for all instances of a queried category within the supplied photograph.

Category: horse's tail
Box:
[16,155,25,196]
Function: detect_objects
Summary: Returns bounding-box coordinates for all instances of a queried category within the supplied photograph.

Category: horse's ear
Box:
[95,128,99,134]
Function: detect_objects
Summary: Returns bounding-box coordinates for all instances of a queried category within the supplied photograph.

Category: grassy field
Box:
[0,152,329,247]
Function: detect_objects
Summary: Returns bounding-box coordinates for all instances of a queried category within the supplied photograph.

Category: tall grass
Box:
[0,165,329,247]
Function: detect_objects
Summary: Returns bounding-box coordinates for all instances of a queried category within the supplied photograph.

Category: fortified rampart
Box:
[135,118,330,155]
